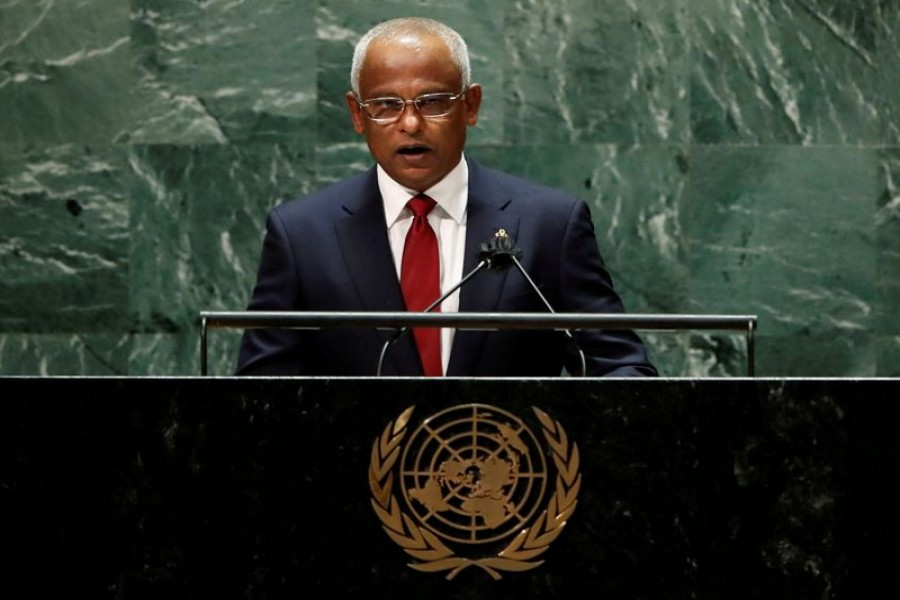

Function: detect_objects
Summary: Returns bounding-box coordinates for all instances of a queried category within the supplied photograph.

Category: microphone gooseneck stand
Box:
[376,259,489,376]
[376,229,587,377]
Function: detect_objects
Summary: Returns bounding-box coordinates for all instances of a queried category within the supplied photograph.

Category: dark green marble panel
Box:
[756,331,876,377]
[125,0,318,144]
[682,144,883,376]
[0,145,130,332]
[0,0,897,377]
[0,331,224,377]
[623,331,750,378]
[0,333,130,375]
[127,143,317,334]
[503,0,690,145]
[689,0,900,144]
[130,331,238,376]
[682,146,878,337]
[876,149,900,336]
[0,0,136,144]
[875,334,900,377]
[314,141,375,186]
[875,194,899,376]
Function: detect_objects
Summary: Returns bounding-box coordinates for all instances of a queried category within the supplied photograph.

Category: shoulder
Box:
[270,167,377,222]
[468,157,585,217]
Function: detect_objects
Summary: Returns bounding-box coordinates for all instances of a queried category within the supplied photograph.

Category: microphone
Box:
[376,229,519,376]
[476,227,522,270]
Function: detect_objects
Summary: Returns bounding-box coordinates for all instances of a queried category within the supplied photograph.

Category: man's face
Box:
[346,35,482,192]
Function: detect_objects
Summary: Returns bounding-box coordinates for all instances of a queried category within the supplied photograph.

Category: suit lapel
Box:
[448,159,519,375]
[335,194,404,312]
[334,170,422,374]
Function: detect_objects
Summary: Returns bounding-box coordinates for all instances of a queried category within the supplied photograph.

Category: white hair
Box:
[350,17,471,95]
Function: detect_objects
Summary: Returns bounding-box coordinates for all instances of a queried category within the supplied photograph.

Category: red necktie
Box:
[400,194,442,376]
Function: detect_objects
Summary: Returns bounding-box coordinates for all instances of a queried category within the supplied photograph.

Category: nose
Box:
[397,99,425,133]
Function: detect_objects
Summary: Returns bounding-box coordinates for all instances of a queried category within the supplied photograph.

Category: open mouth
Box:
[397,145,430,156]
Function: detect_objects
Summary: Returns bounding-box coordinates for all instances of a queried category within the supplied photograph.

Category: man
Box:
[235,17,657,377]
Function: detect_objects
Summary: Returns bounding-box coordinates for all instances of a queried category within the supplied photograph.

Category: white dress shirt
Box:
[378,156,469,374]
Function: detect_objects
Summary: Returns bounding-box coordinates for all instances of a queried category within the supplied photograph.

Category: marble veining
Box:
[1,0,899,376]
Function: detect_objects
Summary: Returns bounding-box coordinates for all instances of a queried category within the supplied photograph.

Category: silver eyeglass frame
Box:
[354,87,469,123]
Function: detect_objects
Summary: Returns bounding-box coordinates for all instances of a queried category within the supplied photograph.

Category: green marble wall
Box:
[1,0,898,377]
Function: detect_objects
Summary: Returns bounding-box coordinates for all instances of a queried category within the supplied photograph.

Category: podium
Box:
[2,376,898,598]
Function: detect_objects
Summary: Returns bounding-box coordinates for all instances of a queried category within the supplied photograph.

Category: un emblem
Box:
[368,404,581,580]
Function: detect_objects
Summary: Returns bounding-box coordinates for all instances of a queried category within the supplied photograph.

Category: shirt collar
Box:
[379,155,468,226]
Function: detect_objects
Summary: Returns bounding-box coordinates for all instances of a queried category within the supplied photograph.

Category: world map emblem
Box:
[368,404,581,580]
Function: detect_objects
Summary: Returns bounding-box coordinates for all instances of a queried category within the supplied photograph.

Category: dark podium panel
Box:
[2,377,899,598]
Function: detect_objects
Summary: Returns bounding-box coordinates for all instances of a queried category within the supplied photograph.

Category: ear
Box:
[462,83,483,127]
[346,91,366,134]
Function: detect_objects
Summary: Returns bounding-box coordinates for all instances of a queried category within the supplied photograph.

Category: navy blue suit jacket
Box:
[236,157,657,377]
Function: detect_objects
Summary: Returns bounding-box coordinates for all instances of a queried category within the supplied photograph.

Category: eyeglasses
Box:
[354,87,468,123]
